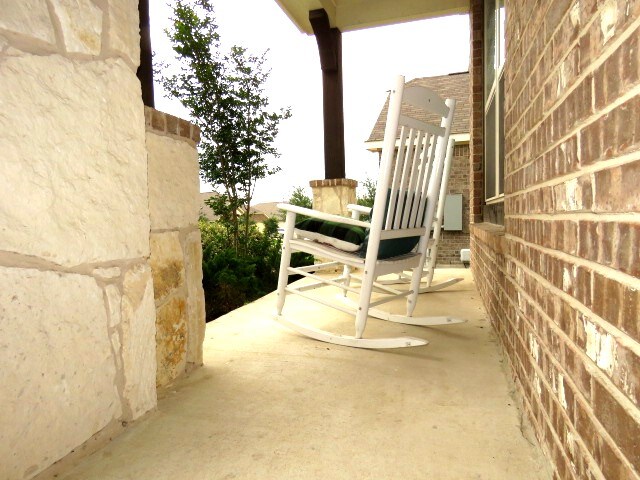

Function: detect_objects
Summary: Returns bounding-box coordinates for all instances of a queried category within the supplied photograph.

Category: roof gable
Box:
[366,71,470,144]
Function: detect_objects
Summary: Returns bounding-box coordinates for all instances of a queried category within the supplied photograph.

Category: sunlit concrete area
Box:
[56,269,551,480]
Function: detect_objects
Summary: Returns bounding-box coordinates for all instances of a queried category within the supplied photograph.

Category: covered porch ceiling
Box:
[273,0,469,34]
[272,0,471,181]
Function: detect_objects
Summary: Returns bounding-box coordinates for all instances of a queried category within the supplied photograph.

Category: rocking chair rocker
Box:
[274,75,463,348]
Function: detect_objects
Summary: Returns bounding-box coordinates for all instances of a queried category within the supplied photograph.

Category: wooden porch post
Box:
[309,9,345,179]
[138,0,155,108]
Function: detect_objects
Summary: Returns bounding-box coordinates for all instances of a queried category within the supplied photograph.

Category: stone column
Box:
[309,178,358,216]
[0,1,156,478]
[145,107,206,388]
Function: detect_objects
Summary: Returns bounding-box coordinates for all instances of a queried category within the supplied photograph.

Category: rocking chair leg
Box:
[406,262,424,317]
[355,266,376,338]
[342,265,352,297]
[276,211,296,315]
[423,268,436,288]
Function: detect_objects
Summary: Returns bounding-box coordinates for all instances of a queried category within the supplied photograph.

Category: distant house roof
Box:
[199,193,281,222]
[251,202,281,219]
[365,72,470,148]
[199,192,218,220]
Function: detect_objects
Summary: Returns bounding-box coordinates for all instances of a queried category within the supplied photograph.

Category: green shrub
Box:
[199,215,312,321]
[201,247,256,320]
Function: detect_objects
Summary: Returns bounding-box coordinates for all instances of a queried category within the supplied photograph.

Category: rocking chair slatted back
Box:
[373,77,456,254]
[273,74,462,348]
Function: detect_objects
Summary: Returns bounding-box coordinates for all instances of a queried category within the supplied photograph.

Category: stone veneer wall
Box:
[310,178,358,216]
[145,107,206,388]
[470,1,640,479]
[0,2,157,479]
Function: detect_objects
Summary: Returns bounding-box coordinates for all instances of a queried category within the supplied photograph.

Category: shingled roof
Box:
[366,71,470,146]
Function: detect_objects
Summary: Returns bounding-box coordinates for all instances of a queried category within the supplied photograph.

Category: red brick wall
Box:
[470,1,640,479]
[470,0,484,224]
[436,143,471,265]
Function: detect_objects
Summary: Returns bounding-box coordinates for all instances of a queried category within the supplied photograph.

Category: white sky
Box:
[150,1,470,204]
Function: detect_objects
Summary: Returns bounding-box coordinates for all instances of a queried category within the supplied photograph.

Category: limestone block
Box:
[121,263,157,420]
[150,231,186,303]
[0,267,121,480]
[0,0,56,45]
[0,54,149,267]
[311,181,358,216]
[147,132,200,230]
[51,0,103,55]
[156,295,189,387]
[183,229,206,365]
[108,0,140,67]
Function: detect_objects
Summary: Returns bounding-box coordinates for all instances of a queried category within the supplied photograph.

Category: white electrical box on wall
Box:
[443,194,463,231]
[460,248,471,263]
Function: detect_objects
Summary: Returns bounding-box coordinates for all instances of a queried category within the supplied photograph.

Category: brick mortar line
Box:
[506,81,640,183]
[500,332,608,480]
[504,146,640,197]
[500,270,640,478]
[506,251,640,408]
[472,236,640,402]
[515,381,571,479]
[472,247,586,477]
[505,214,640,259]
[506,233,640,292]
[504,236,640,356]
[146,128,198,147]
[505,3,638,147]
[475,241,640,477]
[502,304,630,480]
[505,16,640,167]
[504,1,601,136]
[505,0,563,115]
[506,212,640,222]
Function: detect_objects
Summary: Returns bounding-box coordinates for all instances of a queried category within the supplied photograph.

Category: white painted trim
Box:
[365,132,470,152]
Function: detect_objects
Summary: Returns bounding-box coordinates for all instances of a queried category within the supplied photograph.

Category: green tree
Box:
[288,186,313,209]
[280,186,313,222]
[159,0,291,254]
[357,177,376,209]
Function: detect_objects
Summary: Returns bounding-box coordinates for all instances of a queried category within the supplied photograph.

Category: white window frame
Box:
[484,1,505,204]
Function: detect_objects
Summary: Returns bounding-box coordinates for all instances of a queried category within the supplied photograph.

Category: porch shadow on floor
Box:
[56,268,552,480]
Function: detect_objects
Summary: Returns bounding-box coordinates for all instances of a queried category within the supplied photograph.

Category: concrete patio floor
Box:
[55,268,552,480]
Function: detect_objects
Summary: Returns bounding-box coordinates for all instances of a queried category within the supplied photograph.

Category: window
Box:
[484,0,505,203]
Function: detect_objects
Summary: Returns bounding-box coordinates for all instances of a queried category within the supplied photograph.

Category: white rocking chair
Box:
[274,75,463,349]
[350,138,464,293]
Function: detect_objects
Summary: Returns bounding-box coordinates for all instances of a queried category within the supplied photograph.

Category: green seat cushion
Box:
[357,234,420,259]
[295,218,365,252]
[294,190,425,259]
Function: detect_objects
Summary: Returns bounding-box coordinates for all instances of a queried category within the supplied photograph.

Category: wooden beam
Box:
[137,0,155,108]
[309,9,345,179]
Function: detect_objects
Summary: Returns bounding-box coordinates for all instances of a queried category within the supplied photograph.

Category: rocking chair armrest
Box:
[346,204,372,220]
[277,203,371,229]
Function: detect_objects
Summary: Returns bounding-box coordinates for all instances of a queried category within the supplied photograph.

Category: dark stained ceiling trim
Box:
[274,0,469,34]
